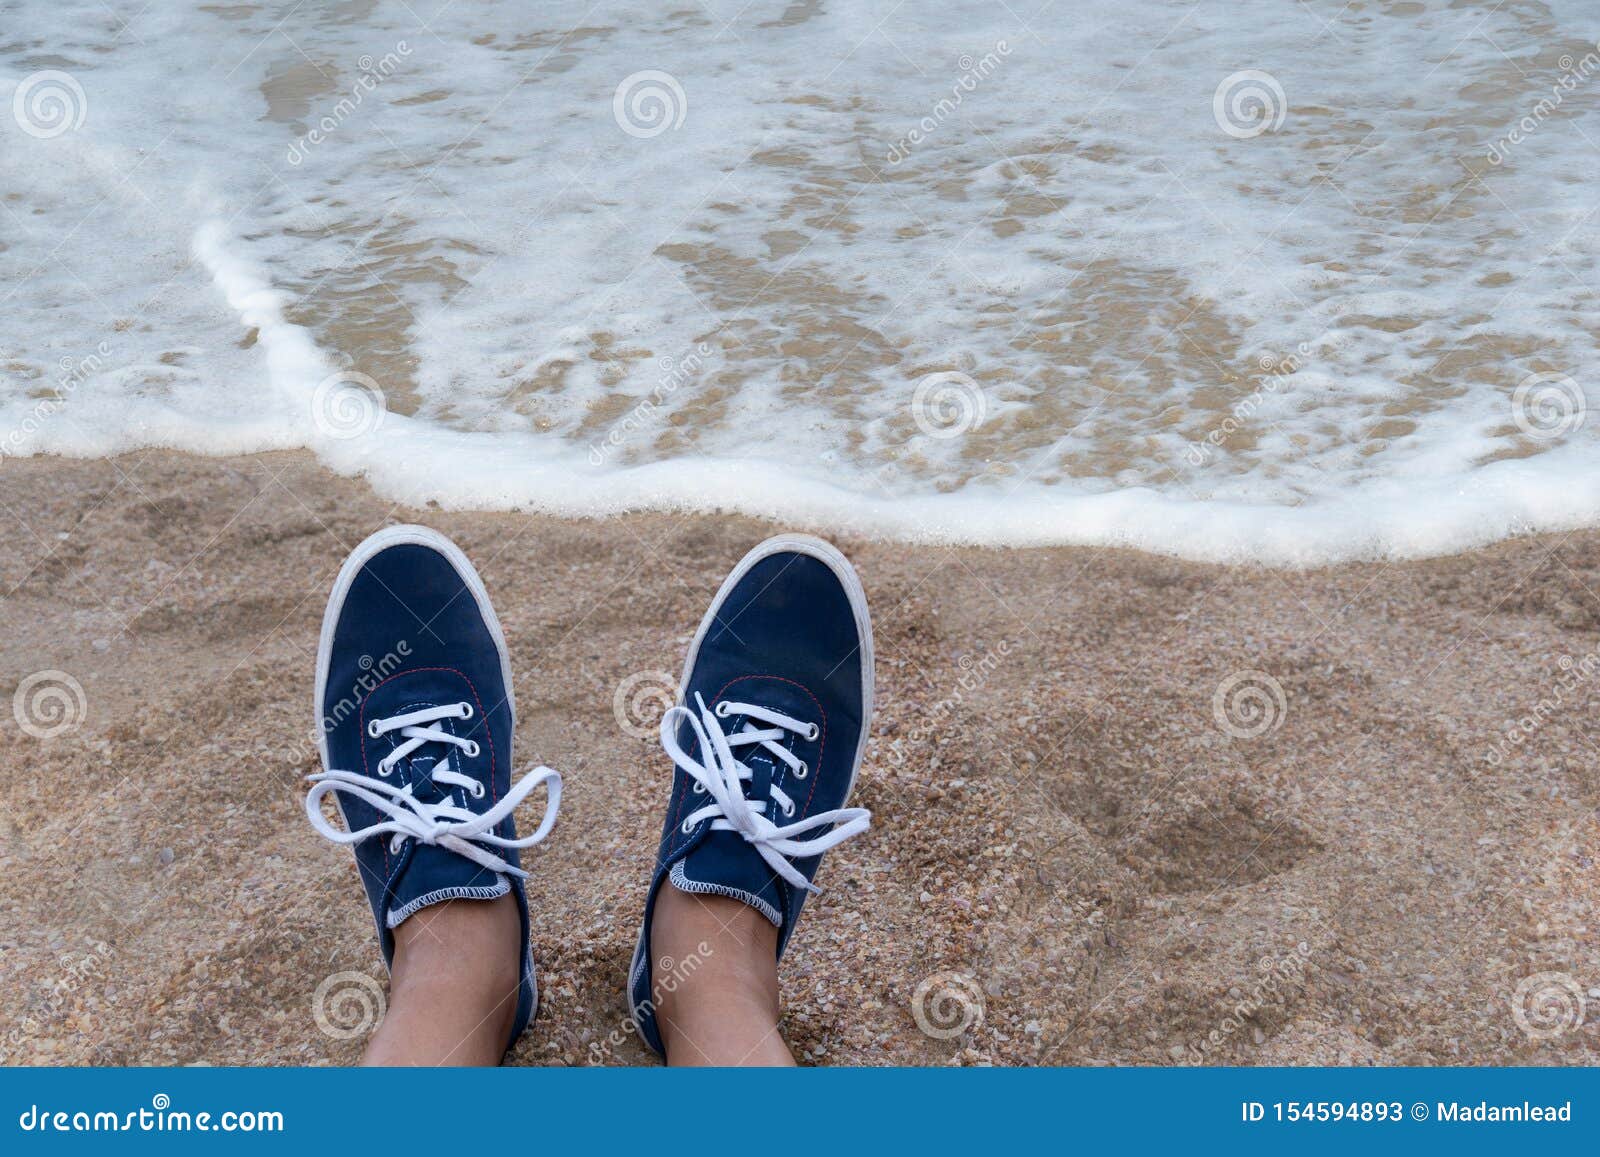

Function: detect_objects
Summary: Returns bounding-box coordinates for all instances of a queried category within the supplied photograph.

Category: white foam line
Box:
[330,419,1600,567]
[0,221,1547,566]
[136,220,1600,565]
[192,219,332,419]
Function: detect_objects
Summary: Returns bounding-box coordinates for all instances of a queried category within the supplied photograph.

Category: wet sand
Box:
[0,450,1595,1065]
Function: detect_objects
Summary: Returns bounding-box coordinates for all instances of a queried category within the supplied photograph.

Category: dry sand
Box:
[0,450,1596,1066]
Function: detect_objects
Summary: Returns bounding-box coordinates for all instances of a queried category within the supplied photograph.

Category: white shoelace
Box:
[662,693,869,893]
[305,702,561,878]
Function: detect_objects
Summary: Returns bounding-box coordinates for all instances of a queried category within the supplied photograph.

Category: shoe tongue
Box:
[384,841,509,931]
[403,751,449,801]
[673,829,787,929]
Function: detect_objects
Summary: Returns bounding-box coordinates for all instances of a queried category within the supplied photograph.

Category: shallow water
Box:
[2,0,1598,562]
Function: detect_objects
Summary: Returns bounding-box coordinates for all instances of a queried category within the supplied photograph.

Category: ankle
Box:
[388,896,522,1039]
[649,885,791,1065]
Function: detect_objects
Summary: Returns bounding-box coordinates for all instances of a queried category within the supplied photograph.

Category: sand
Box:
[0,450,1595,1066]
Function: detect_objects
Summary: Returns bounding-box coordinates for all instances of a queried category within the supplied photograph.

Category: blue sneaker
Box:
[628,534,873,1058]
[304,525,561,1055]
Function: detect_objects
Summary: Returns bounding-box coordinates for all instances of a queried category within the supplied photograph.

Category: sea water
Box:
[2,0,1597,564]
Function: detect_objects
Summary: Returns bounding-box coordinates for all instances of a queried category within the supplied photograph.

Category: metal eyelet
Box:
[714,701,731,717]
[681,819,695,834]
[463,741,480,758]
[793,761,808,779]
[389,835,405,854]
[377,760,394,777]
[691,781,706,794]
[367,720,382,738]
[780,801,795,817]
[470,781,485,799]
[805,723,819,741]
[458,702,474,720]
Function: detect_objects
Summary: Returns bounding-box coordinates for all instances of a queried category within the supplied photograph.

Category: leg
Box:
[626,534,873,1065]
[305,526,565,1068]
[362,896,522,1066]
[650,886,793,1066]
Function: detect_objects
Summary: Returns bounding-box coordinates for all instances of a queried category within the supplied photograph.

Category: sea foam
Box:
[2,0,1597,564]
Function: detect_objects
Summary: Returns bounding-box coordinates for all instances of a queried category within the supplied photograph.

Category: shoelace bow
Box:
[661,692,869,893]
[305,702,560,878]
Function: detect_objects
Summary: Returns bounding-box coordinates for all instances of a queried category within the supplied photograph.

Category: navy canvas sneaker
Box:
[304,525,561,1054]
[628,534,874,1058]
